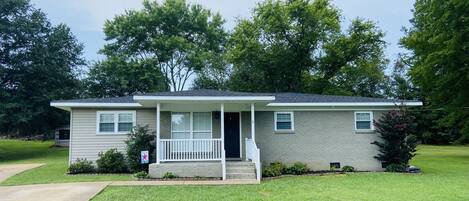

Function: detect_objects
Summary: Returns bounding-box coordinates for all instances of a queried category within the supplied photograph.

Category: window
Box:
[355,111,373,130]
[171,112,212,139]
[97,111,136,134]
[274,112,294,131]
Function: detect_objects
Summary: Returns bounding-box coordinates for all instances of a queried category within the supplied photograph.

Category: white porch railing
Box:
[160,139,223,161]
[245,138,261,181]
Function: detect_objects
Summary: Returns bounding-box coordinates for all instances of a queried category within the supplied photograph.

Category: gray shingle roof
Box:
[52,89,418,103]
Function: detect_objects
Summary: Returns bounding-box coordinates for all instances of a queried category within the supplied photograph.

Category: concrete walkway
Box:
[0,163,44,183]
[0,163,258,201]
[0,182,109,201]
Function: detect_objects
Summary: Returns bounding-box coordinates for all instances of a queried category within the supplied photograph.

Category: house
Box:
[50,89,422,181]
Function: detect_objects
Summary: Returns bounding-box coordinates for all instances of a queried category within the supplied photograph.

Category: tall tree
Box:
[227,0,389,97]
[0,0,84,136]
[401,0,469,143]
[95,0,227,92]
[84,57,168,97]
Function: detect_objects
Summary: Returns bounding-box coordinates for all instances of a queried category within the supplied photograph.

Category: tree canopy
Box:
[88,0,227,93]
[401,0,469,143]
[0,0,84,135]
[204,0,390,97]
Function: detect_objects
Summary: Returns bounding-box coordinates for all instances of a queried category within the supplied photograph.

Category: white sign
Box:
[140,150,149,164]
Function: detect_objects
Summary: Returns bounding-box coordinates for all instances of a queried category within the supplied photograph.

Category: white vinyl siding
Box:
[96,111,136,134]
[354,111,373,131]
[274,112,294,131]
[70,109,156,163]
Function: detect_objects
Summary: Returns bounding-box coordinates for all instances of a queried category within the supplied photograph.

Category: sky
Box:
[31,0,415,70]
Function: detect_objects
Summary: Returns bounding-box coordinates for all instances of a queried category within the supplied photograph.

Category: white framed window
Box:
[354,111,374,131]
[274,112,294,132]
[96,111,136,134]
[171,112,212,139]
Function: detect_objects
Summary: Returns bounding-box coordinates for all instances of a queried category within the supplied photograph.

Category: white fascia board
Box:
[133,96,276,101]
[50,102,142,107]
[266,102,423,107]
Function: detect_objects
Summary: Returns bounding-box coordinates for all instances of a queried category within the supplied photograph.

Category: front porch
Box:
[135,98,266,180]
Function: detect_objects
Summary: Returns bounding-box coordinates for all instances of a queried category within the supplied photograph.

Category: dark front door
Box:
[224,112,240,158]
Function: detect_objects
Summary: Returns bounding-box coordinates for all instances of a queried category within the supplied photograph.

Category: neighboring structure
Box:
[54,126,70,147]
[51,89,422,181]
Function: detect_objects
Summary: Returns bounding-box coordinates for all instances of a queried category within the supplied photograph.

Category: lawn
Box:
[0,140,132,185]
[1,140,468,200]
[92,145,469,201]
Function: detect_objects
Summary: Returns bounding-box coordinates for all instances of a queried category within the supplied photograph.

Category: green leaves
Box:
[401,0,469,143]
[97,0,227,92]
[0,0,84,135]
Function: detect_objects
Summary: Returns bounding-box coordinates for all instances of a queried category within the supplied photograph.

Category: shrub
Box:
[96,148,128,173]
[133,171,149,179]
[372,109,418,166]
[342,165,355,172]
[270,161,287,174]
[162,172,176,179]
[68,158,95,174]
[285,162,309,175]
[125,125,155,173]
[262,166,282,177]
[385,163,407,172]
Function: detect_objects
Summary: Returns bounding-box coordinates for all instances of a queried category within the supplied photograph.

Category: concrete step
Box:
[226,173,256,180]
[226,161,255,167]
[226,166,255,174]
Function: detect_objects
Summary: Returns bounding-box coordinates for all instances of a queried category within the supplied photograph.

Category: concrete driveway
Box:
[0,164,107,201]
[0,164,44,183]
[0,182,108,201]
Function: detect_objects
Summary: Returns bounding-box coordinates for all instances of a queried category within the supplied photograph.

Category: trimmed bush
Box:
[270,161,287,174]
[342,165,355,172]
[125,125,155,173]
[68,158,95,174]
[162,172,176,179]
[285,162,309,175]
[133,171,149,179]
[96,148,128,173]
[262,166,282,177]
[385,163,407,172]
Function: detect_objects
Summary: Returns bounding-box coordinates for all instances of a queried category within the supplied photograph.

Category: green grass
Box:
[92,145,469,201]
[0,140,132,185]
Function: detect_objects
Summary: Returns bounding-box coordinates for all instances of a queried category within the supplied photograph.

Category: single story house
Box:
[51,89,422,181]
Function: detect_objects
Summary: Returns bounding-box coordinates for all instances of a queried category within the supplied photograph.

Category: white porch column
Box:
[251,103,255,142]
[156,103,161,164]
[221,103,225,146]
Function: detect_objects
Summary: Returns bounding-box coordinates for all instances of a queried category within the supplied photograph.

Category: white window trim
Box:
[354,111,374,131]
[170,112,213,139]
[96,111,136,135]
[274,111,294,132]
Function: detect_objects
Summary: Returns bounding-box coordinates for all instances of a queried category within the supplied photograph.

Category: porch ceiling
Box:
[138,102,261,112]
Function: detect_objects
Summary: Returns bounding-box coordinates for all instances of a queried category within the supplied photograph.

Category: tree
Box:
[98,0,227,92]
[401,0,469,143]
[315,19,389,97]
[372,110,418,168]
[0,0,84,136]
[227,0,389,97]
[84,57,168,97]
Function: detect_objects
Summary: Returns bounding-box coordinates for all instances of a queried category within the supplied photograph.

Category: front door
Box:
[224,112,240,158]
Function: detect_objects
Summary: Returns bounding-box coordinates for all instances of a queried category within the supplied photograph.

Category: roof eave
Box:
[133,95,276,102]
[266,102,423,107]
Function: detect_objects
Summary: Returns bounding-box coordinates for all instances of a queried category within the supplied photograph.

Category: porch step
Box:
[226,166,255,173]
[225,161,256,180]
[226,161,255,167]
[226,173,256,180]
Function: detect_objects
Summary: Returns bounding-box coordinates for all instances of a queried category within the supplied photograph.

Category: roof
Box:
[50,89,422,109]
